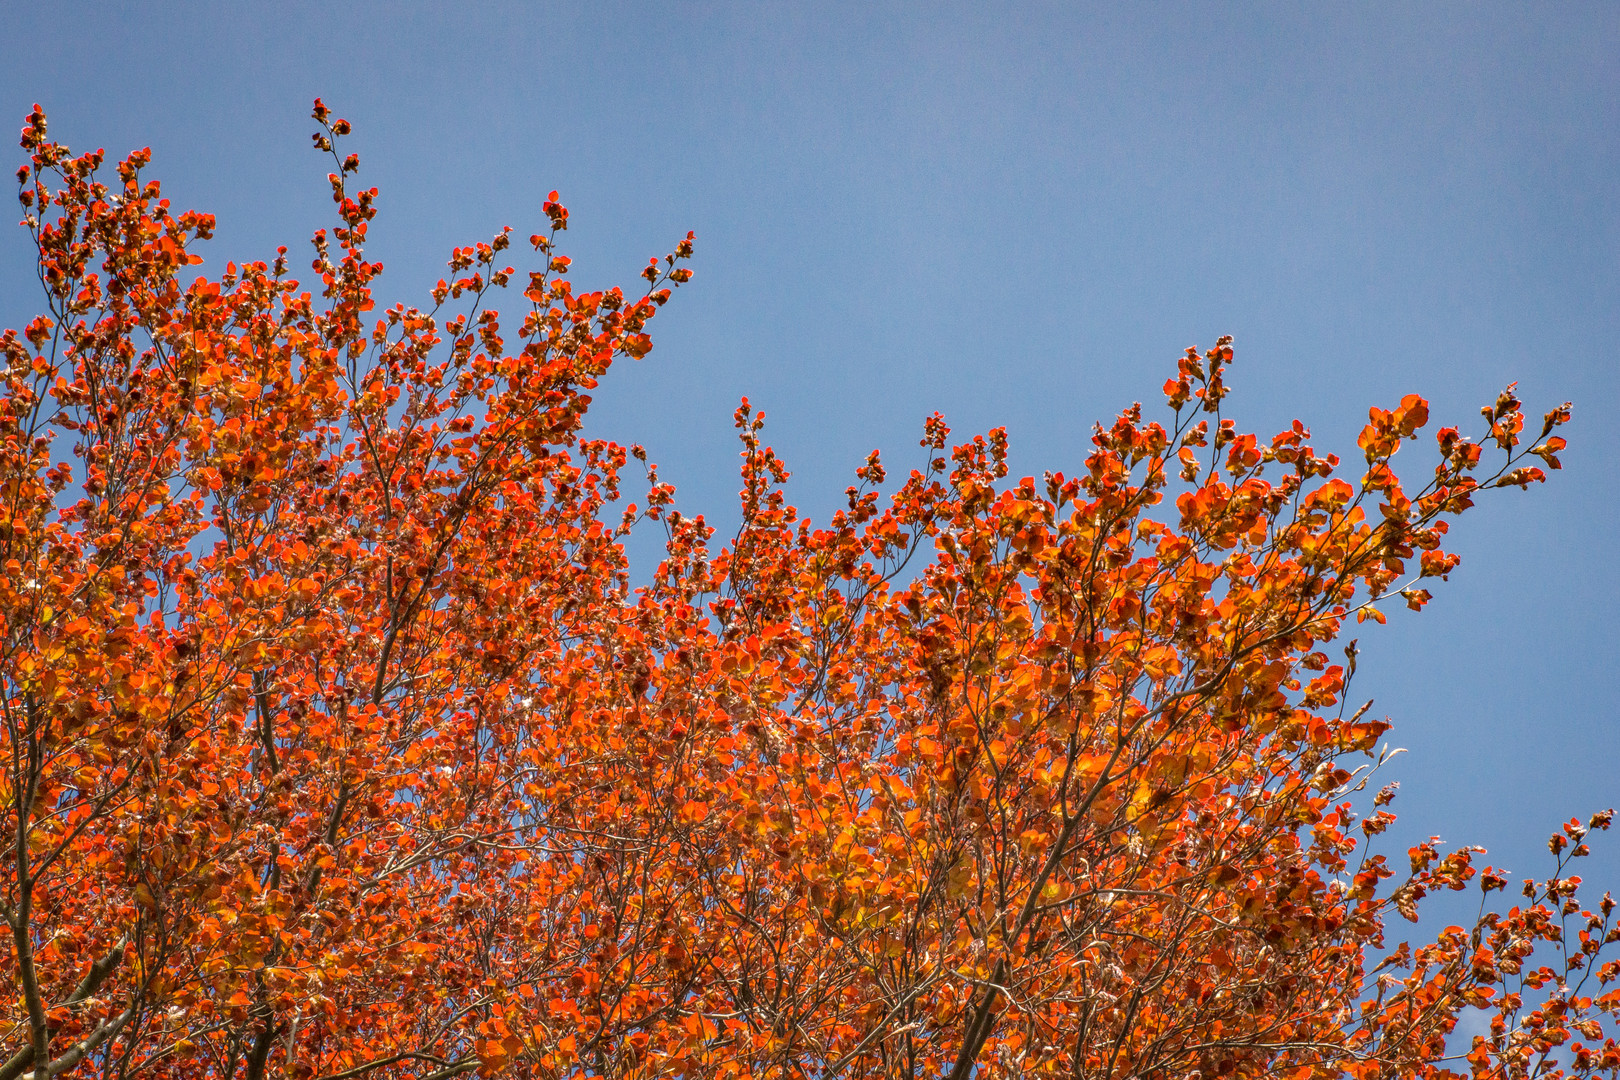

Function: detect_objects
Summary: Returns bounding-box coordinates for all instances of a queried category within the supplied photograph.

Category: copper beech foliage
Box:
[0,101,1614,1080]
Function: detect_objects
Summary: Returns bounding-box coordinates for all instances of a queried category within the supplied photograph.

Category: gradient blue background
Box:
[3,3,1615,927]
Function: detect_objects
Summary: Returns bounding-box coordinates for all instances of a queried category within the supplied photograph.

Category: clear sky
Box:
[3,3,1616,915]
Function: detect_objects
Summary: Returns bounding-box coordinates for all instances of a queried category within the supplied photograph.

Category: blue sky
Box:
[3,3,1616,912]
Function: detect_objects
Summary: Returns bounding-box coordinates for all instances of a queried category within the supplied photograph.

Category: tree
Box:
[0,100,1614,1080]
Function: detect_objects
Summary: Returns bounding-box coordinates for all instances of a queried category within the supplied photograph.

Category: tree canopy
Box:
[1,102,1615,1080]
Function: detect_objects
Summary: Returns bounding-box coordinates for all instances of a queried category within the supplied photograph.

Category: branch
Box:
[0,1002,135,1080]
[0,938,127,1080]
[419,1061,480,1080]
[312,1052,476,1080]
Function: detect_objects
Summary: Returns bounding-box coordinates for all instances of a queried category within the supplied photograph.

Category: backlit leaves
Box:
[0,104,1606,1080]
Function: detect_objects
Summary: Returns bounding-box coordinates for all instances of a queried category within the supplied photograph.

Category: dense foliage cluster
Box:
[1,103,1614,1080]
